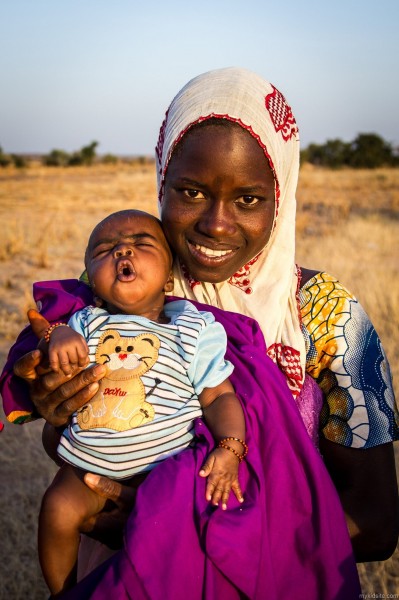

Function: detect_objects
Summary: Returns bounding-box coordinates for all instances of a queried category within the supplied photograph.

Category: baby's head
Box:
[85,209,174,317]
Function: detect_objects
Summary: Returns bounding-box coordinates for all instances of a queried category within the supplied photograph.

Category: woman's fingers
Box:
[84,474,136,509]
[13,349,43,381]
[25,364,105,427]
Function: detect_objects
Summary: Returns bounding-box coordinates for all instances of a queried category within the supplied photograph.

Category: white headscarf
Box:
[156,67,305,396]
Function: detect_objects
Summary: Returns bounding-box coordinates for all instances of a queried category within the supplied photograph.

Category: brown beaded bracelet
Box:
[217,437,248,462]
[44,322,69,343]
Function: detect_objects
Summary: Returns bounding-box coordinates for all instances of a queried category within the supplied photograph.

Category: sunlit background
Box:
[1,0,398,156]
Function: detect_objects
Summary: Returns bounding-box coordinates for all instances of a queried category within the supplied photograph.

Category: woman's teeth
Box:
[194,243,233,257]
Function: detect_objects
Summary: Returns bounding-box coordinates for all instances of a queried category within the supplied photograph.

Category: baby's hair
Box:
[84,209,163,268]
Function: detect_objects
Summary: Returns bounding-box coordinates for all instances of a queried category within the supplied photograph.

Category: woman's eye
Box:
[236,195,261,207]
[182,189,205,200]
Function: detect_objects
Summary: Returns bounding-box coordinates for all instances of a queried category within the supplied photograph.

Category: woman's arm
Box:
[299,269,399,561]
[320,437,399,562]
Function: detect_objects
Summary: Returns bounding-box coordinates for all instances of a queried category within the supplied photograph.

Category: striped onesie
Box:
[58,299,233,479]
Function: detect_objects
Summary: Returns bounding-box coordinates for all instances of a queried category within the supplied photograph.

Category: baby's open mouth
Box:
[116,259,136,282]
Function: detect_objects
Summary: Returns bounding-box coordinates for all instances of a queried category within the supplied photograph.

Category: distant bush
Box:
[11,154,28,169]
[68,141,98,166]
[302,133,398,169]
[102,153,118,164]
[0,146,12,167]
[0,147,28,168]
[348,133,394,169]
[43,141,99,167]
[43,149,70,167]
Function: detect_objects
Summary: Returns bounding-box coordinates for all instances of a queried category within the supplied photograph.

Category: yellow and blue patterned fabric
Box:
[300,272,398,448]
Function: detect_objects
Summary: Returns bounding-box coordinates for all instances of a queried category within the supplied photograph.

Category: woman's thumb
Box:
[27,308,50,339]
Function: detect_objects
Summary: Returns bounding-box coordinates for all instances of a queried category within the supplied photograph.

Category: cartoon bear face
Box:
[95,330,161,380]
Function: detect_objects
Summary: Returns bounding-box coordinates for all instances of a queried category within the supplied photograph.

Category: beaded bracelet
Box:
[44,322,69,343]
[217,437,248,462]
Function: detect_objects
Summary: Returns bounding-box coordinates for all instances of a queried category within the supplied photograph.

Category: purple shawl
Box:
[0,280,360,599]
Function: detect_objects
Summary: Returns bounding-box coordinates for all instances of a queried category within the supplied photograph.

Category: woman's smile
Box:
[187,240,237,261]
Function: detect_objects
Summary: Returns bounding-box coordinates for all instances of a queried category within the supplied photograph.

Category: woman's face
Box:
[162,123,276,283]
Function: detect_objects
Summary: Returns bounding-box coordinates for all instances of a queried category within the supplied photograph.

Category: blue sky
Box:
[1,0,398,155]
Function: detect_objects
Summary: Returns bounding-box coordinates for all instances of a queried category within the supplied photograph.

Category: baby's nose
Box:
[114,246,133,258]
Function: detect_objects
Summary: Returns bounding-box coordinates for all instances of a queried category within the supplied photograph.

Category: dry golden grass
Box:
[0,162,398,598]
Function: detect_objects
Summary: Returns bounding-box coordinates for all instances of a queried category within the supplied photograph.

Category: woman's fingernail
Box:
[85,473,100,486]
[93,365,106,377]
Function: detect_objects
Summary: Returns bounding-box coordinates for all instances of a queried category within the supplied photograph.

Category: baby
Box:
[37,209,247,596]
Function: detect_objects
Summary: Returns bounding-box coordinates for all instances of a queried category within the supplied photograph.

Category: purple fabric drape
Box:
[0,280,360,599]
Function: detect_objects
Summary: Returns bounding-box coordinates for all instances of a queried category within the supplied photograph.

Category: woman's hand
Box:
[13,309,106,428]
[80,474,139,549]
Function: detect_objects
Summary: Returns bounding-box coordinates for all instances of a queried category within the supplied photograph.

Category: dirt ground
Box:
[0,163,398,598]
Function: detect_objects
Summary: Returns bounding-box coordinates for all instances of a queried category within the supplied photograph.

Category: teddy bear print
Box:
[77,330,160,432]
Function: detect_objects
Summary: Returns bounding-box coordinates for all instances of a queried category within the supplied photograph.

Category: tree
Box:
[0,146,12,167]
[43,149,71,167]
[348,133,394,168]
[68,141,98,166]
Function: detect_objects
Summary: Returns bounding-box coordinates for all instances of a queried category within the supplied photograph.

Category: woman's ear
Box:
[164,271,174,293]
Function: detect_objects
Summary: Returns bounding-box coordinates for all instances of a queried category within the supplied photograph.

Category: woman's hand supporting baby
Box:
[13,309,106,428]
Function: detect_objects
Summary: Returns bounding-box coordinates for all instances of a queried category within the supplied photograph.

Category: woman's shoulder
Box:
[298,270,358,341]
[299,269,355,297]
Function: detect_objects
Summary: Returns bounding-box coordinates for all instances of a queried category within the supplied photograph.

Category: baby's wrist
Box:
[217,437,248,462]
[43,322,69,343]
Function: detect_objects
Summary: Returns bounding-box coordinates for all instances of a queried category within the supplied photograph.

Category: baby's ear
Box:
[94,296,105,308]
[164,271,174,293]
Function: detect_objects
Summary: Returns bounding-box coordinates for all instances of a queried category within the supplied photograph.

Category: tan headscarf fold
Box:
[156,67,305,396]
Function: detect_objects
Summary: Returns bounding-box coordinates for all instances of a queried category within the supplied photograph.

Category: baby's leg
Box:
[38,463,108,597]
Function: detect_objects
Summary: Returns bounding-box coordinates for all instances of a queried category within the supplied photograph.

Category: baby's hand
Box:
[48,326,89,376]
[199,447,244,510]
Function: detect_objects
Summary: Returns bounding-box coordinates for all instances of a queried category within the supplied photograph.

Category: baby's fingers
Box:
[199,453,216,478]
[219,485,232,511]
[206,477,224,506]
[231,479,244,505]
[207,479,231,510]
[48,349,61,373]
[77,341,90,367]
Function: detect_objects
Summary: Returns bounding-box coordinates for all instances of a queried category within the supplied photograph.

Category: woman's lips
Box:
[116,259,136,282]
[187,240,237,264]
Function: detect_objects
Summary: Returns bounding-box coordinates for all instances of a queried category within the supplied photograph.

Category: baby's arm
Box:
[199,379,246,510]
[47,324,89,376]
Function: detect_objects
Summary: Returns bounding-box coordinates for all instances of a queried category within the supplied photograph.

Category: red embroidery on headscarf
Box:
[180,261,200,290]
[265,86,298,142]
[157,113,280,217]
[228,253,261,294]
[156,108,170,204]
[156,108,169,174]
[267,343,303,397]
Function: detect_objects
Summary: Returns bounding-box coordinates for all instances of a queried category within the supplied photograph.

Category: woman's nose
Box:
[196,201,237,238]
[114,245,133,258]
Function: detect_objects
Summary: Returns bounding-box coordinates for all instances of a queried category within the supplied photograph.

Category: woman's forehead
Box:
[167,120,274,179]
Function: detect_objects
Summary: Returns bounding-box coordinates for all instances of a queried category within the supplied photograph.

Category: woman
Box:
[1,67,397,597]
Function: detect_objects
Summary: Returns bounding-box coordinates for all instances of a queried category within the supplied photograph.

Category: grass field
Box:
[0,162,398,598]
